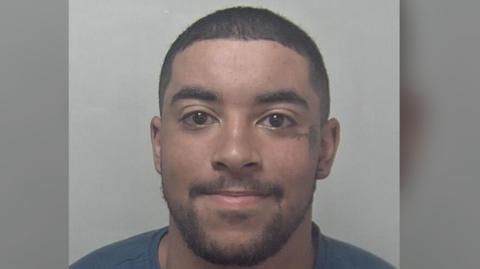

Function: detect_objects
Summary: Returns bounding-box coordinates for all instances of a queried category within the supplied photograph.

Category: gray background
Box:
[0,0,67,268]
[4,1,480,269]
[69,0,399,266]
[400,0,480,268]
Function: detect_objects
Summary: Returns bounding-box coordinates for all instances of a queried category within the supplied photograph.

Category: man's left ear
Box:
[150,116,162,175]
[316,118,340,179]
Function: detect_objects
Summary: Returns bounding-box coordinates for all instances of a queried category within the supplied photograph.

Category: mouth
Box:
[202,190,270,206]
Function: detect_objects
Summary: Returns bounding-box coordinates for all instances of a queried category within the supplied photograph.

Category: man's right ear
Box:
[150,116,162,175]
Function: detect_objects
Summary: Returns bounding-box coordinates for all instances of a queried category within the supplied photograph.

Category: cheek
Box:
[262,142,317,197]
[160,134,213,195]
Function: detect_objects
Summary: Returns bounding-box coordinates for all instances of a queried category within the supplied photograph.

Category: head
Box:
[150,7,340,267]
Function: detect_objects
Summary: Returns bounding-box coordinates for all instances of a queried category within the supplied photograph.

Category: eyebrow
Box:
[255,89,309,109]
[170,86,220,106]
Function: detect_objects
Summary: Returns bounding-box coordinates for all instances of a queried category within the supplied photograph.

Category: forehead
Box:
[166,39,316,106]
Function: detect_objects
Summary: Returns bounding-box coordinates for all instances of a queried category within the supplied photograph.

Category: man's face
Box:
[151,40,335,266]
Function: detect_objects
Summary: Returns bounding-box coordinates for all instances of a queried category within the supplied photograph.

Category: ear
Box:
[316,118,340,179]
[150,116,162,175]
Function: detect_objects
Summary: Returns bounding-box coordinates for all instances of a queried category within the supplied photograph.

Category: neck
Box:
[158,211,315,269]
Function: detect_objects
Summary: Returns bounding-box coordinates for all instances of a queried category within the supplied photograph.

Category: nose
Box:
[211,119,262,173]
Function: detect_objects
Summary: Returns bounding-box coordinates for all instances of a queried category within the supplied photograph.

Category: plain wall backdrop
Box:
[69,0,399,266]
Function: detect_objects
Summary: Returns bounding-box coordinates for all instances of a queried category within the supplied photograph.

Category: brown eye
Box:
[181,111,218,127]
[269,114,285,128]
[192,111,208,124]
[258,113,295,129]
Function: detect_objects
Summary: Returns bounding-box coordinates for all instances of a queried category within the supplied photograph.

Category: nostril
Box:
[244,162,258,168]
[211,160,260,171]
[212,161,229,171]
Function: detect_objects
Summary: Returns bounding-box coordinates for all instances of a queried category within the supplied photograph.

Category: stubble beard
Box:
[161,177,315,267]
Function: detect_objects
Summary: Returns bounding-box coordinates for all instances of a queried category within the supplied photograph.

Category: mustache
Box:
[189,176,284,201]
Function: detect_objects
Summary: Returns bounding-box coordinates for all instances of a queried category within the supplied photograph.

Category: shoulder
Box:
[321,235,396,269]
[70,228,167,269]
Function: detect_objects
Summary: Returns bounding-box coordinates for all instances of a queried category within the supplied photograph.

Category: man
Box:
[71,6,394,269]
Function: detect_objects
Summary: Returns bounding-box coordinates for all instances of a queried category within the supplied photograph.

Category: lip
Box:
[203,191,269,206]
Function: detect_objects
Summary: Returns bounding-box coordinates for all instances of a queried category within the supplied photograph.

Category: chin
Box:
[204,226,263,245]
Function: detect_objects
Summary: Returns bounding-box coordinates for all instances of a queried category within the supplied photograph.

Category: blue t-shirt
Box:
[71,224,395,269]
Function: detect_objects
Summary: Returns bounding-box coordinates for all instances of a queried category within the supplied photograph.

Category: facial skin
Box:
[151,40,340,268]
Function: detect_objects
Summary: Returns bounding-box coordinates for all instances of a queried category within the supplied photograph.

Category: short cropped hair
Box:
[158,6,330,123]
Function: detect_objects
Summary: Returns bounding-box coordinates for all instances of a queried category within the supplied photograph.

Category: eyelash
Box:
[180,111,218,128]
[179,111,297,130]
[257,113,296,129]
